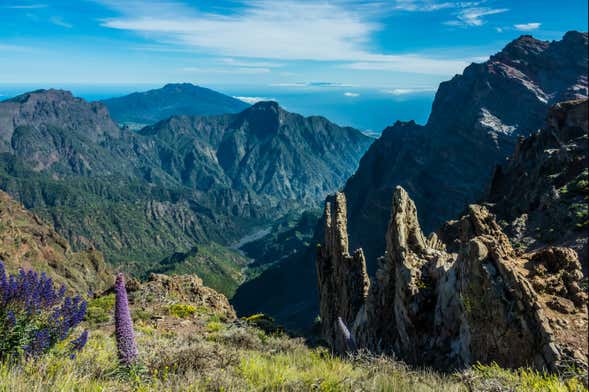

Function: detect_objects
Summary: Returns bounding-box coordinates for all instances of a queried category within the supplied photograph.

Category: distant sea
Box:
[0,84,435,134]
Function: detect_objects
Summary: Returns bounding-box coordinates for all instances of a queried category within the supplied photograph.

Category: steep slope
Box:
[343,31,588,266]
[0,190,111,294]
[487,99,588,266]
[102,83,250,126]
[231,210,322,330]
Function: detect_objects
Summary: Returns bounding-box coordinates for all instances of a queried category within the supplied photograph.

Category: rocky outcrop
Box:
[488,99,588,267]
[317,187,588,371]
[342,32,588,268]
[128,273,236,321]
[316,193,369,353]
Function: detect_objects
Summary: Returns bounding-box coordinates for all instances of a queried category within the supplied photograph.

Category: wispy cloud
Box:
[98,0,478,75]
[345,54,472,75]
[220,58,284,68]
[344,92,360,97]
[182,67,271,74]
[233,96,273,104]
[392,1,479,12]
[514,22,541,31]
[50,16,72,28]
[444,7,508,27]
[270,82,355,88]
[0,43,35,52]
[383,87,437,95]
[5,3,47,9]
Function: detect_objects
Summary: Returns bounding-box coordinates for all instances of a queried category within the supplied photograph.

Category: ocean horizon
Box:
[0,83,435,133]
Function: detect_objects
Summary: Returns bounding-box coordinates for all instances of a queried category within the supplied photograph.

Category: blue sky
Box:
[0,0,587,90]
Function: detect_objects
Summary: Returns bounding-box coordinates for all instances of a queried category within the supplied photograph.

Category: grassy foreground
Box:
[1,312,587,392]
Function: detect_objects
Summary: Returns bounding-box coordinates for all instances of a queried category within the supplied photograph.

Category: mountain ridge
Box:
[0,88,372,293]
[343,31,588,267]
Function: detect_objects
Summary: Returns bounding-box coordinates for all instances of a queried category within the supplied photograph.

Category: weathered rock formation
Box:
[316,193,368,352]
[317,187,587,371]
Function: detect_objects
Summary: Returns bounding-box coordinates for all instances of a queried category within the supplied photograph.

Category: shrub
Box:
[169,303,196,319]
[85,294,115,325]
[243,313,283,334]
[0,261,88,359]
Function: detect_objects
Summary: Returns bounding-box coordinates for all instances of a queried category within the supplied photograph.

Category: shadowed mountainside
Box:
[101,83,250,127]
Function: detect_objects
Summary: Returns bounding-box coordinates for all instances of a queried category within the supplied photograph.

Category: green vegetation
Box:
[168,304,197,319]
[1,321,585,392]
[1,281,586,391]
[86,294,116,325]
[469,362,587,392]
[241,209,320,279]
[146,243,250,298]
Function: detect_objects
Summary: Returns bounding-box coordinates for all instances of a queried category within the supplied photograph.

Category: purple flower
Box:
[114,273,139,365]
[0,261,87,359]
[69,330,89,358]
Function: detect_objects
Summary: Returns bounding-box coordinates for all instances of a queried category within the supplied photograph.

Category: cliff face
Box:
[317,100,589,370]
[317,187,587,371]
[343,32,588,266]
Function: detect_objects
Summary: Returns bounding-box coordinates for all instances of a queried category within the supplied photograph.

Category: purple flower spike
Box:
[114,273,139,365]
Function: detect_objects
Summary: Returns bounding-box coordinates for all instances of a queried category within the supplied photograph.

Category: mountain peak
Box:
[6,88,75,104]
[102,84,249,125]
[249,100,281,112]
[562,30,588,43]
[162,82,201,90]
[493,34,550,61]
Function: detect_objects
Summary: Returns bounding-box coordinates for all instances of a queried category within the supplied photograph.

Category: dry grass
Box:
[1,305,586,391]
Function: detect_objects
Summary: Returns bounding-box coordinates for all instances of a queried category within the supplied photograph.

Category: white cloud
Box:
[50,16,73,28]
[220,58,284,68]
[98,0,477,75]
[270,82,354,88]
[514,22,541,31]
[5,4,47,9]
[0,43,34,52]
[344,92,360,97]
[383,88,436,95]
[445,7,508,26]
[182,67,271,74]
[345,54,471,75]
[233,96,273,104]
[392,1,478,12]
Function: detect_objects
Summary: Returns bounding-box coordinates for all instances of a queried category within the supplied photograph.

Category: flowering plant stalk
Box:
[114,273,139,365]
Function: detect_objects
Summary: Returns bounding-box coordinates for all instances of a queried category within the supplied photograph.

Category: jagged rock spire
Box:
[317,186,588,371]
[316,192,369,354]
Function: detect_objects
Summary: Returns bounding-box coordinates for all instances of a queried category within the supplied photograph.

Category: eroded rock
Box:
[317,187,588,371]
